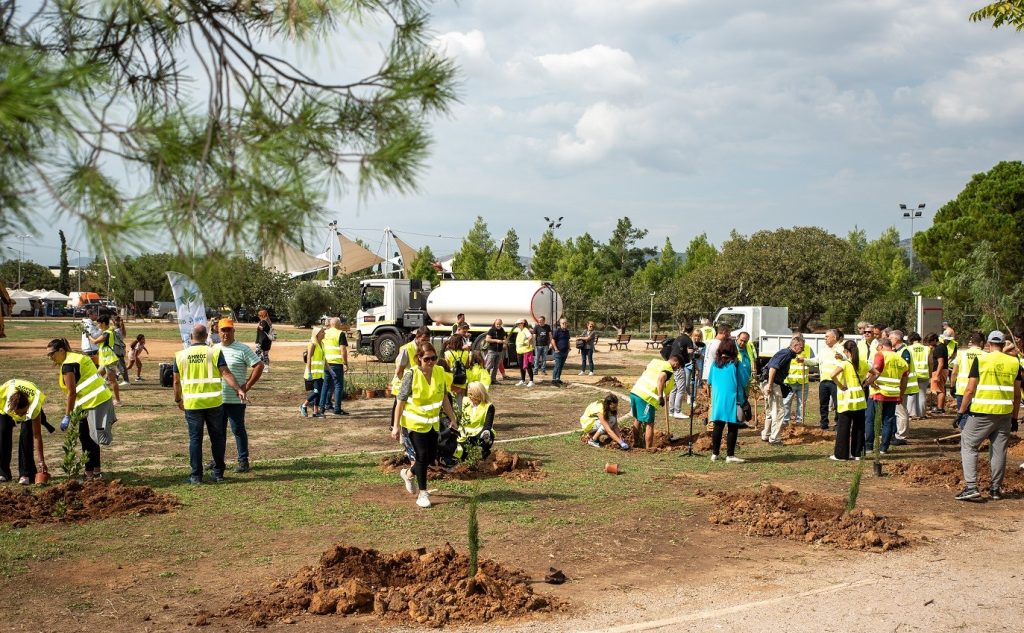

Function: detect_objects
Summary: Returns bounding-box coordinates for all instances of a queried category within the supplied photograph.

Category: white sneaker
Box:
[527,381,534,387]
[516,380,526,387]
[588,371,594,376]
[578,371,585,375]
[118,380,129,387]
[416,490,431,508]
[113,400,122,407]
[725,456,746,464]
[673,412,689,419]
[710,454,719,462]
[399,468,417,494]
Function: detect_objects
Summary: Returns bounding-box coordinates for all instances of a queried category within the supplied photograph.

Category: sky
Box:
[4,0,1023,267]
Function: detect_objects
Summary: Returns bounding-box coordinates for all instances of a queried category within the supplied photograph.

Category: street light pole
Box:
[899,203,925,273]
[67,246,82,293]
[649,292,656,339]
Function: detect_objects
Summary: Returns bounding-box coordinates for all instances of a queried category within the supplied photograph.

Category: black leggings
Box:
[0,413,38,480]
[835,409,865,459]
[79,419,101,471]
[711,421,738,457]
[408,428,438,491]
[520,362,534,382]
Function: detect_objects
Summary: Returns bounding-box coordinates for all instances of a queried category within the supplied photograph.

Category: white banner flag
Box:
[166,272,208,349]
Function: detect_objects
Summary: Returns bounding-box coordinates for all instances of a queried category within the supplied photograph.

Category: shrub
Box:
[288,282,334,328]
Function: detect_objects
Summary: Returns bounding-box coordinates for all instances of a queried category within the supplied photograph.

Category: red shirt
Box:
[871,351,907,402]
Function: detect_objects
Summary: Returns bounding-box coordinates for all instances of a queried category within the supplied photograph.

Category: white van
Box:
[9,297,41,316]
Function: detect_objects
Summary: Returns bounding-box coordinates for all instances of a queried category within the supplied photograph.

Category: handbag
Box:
[734,362,752,422]
[575,338,586,350]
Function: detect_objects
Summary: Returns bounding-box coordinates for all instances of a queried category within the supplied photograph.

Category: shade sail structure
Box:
[392,233,419,275]
[262,242,331,278]
[337,233,385,274]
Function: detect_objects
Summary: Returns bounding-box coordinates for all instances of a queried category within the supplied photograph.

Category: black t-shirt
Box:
[765,348,797,385]
[338,332,348,346]
[534,323,552,346]
[486,326,506,353]
[552,327,571,353]
[256,319,273,351]
[670,334,694,364]
[930,344,948,373]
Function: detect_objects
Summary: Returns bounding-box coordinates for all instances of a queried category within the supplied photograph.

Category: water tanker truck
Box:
[355,278,564,363]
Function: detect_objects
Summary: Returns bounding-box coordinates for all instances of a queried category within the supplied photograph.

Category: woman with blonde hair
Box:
[455,381,496,460]
[300,326,327,418]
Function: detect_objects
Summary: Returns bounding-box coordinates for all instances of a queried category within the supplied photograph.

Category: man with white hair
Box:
[761,336,806,445]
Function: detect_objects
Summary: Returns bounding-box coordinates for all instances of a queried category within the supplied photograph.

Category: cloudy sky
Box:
[7,0,1024,266]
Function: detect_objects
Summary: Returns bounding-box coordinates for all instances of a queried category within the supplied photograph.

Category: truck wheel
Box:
[376,332,401,363]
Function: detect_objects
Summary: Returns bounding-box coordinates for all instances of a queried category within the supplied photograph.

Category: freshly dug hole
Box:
[0,479,179,527]
[889,458,1024,493]
[222,543,564,627]
[708,485,908,552]
[380,449,544,481]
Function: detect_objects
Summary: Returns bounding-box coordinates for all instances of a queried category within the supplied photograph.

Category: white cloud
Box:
[921,47,1024,125]
[431,30,492,70]
[536,45,645,93]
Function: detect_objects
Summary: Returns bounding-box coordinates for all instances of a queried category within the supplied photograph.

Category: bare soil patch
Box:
[778,424,833,445]
[0,479,179,527]
[706,485,908,552]
[594,376,624,388]
[221,542,564,627]
[889,458,1024,493]
[380,449,545,481]
[587,426,721,452]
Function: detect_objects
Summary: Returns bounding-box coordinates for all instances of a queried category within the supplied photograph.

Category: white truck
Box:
[356,278,564,363]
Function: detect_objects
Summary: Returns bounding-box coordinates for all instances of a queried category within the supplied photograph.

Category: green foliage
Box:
[552,234,603,325]
[452,216,496,280]
[970,1,1024,30]
[58,231,70,295]
[408,246,440,286]
[596,217,655,279]
[489,229,524,280]
[847,458,864,512]
[288,283,334,328]
[467,484,481,578]
[679,234,718,275]
[200,255,293,319]
[0,1,458,259]
[0,259,54,291]
[599,277,649,333]
[942,241,1024,331]
[103,253,182,306]
[530,230,563,281]
[326,274,362,325]
[60,413,88,480]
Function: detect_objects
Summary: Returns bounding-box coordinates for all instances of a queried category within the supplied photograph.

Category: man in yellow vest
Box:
[783,334,814,425]
[906,332,930,419]
[889,330,917,445]
[862,337,908,455]
[950,332,985,431]
[955,330,1021,501]
[699,320,716,347]
[322,317,351,416]
[173,324,246,485]
[630,354,682,449]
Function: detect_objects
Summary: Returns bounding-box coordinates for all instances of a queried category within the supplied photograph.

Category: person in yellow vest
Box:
[629,354,681,449]
[172,324,246,485]
[465,350,492,388]
[954,330,1022,501]
[513,319,536,387]
[454,381,496,461]
[831,340,875,460]
[906,332,930,419]
[322,317,351,416]
[46,337,117,481]
[700,320,716,346]
[862,337,908,455]
[888,330,916,445]
[301,326,327,418]
[950,332,986,430]
[89,314,123,406]
[580,393,629,450]
[443,334,472,410]
[393,325,431,395]
[392,341,458,508]
[782,334,814,425]
[0,379,51,484]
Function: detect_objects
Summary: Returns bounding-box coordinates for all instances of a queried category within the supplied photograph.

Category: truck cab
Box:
[714,306,791,339]
[356,279,433,362]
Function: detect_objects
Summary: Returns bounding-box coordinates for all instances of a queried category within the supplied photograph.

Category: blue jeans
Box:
[552,350,568,381]
[818,380,837,427]
[534,346,549,373]
[864,400,897,452]
[185,406,226,479]
[306,378,323,407]
[783,382,808,423]
[322,364,345,412]
[580,348,594,372]
[223,402,249,463]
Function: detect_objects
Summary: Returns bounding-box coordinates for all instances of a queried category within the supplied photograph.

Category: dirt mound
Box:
[1008,435,1024,457]
[587,426,717,452]
[0,479,179,527]
[222,543,563,627]
[779,424,833,445]
[708,485,908,552]
[594,376,624,388]
[889,458,1024,493]
[380,450,544,481]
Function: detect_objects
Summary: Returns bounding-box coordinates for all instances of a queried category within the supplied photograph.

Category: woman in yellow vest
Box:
[444,335,471,410]
[300,326,326,418]
[514,319,536,387]
[465,351,492,388]
[831,340,873,460]
[0,379,51,484]
[90,314,122,406]
[629,355,680,449]
[454,381,496,461]
[392,341,458,508]
[46,337,116,480]
[580,393,629,450]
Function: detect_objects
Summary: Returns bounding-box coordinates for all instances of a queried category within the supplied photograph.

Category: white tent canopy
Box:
[38,289,71,301]
[6,288,39,299]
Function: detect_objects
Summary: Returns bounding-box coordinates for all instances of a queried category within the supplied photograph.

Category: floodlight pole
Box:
[899,202,925,273]
[649,292,656,339]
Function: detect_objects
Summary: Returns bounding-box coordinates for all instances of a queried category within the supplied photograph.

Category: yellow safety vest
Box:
[0,379,46,422]
[893,346,919,395]
[969,352,1020,415]
[323,327,345,366]
[306,339,325,379]
[58,352,113,412]
[836,360,867,413]
[945,340,958,360]
[391,340,421,392]
[818,343,843,382]
[98,328,118,367]
[954,347,985,395]
[785,346,813,385]
[461,400,493,436]
[741,341,757,366]
[630,359,675,409]
[908,343,930,380]
[466,363,491,388]
[579,401,605,433]
[400,365,447,433]
[700,326,715,343]
[874,350,908,399]
[515,327,534,354]
[174,345,224,411]
[445,350,470,386]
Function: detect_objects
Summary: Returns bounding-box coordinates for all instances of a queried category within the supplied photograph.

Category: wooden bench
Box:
[606,334,632,351]
[645,334,668,350]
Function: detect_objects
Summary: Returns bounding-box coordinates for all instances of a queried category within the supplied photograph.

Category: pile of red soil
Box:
[0,479,179,527]
[222,543,563,627]
[778,424,833,445]
[594,376,624,388]
[380,450,544,481]
[1007,435,1024,458]
[588,426,718,452]
[889,458,1024,493]
[708,485,908,552]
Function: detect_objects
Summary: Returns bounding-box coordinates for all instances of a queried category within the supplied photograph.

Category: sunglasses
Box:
[46,350,57,358]
[421,355,438,362]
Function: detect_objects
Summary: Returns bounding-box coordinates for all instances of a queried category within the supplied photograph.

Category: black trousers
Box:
[819,380,837,427]
[0,413,38,480]
[79,419,101,471]
[835,409,865,459]
[408,428,438,491]
[711,421,739,457]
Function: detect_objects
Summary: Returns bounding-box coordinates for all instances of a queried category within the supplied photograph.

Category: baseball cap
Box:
[218,317,236,330]
[987,330,1005,344]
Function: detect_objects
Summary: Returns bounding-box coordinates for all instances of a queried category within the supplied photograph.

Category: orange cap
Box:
[218,318,235,329]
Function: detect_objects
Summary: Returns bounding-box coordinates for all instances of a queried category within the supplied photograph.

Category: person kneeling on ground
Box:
[0,379,52,484]
[454,381,496,461]
[580,393,629,450]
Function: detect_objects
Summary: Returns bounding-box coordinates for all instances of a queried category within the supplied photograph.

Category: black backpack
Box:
[660,337,676,360]
[450,351,467,384]
[159,363,174,388]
